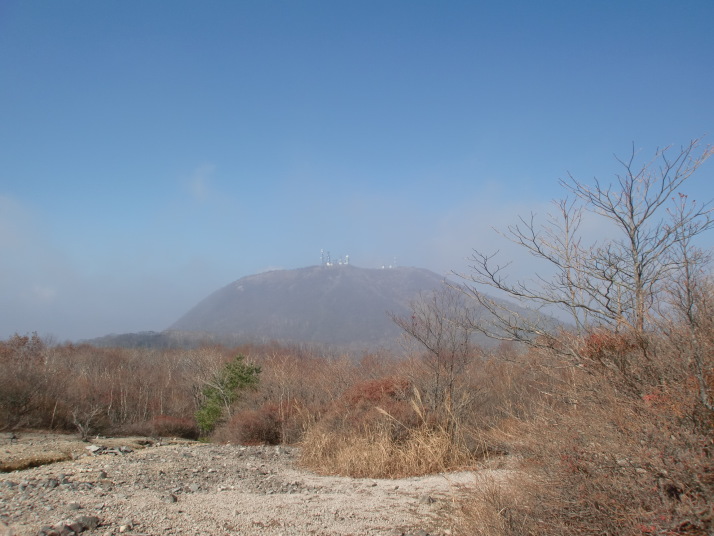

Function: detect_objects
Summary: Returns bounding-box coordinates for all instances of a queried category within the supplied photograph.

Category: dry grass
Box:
[299,383,483,478]
[0,452,72,472]
[452,365,714,536]
[301,420,475,478]
[454,478,541,536]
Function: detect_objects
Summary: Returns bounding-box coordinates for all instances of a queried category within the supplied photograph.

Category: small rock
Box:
[68,521,84,533]
[52,522,72,536]
[74,515,100,531]
[68,502,82,510]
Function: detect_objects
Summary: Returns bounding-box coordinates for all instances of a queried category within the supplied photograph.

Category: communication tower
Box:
[321,249,349,267]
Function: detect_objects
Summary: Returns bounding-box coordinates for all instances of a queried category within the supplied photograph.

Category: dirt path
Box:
[0,434,509,536]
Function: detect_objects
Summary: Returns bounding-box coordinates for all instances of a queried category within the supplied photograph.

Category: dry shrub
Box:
[149,415,199,439]
[456,362,714,536]
[117,420,155,438]
[0,333,52,429]
[343,376,410,405]
[300,377,477,478]
[273,401,315,445]
[117,417,197,440]
[214,400,309,445]
[216,407,280,445]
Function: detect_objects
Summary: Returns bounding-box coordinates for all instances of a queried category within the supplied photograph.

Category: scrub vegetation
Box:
[2,141,712,535]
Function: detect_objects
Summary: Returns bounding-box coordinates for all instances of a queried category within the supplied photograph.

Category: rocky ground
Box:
[0,433,512,536]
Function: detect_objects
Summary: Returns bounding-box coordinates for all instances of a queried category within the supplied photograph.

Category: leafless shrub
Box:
[0,333,49,429]
[452,355,714,536]
[72,405,106,441]
[213,399,312,445]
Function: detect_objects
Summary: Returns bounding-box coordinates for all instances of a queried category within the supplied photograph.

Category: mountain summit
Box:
[168,264,449,349]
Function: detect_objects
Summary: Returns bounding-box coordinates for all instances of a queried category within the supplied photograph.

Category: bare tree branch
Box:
[457,138,713,387]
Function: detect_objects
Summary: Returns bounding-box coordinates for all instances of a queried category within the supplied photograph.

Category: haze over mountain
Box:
[167,264,448,350]
[87,264,559,351]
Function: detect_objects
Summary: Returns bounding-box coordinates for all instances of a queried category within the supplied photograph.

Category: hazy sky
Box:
[2,1,713,341]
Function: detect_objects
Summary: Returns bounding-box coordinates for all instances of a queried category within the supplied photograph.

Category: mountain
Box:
[167,264,450,350]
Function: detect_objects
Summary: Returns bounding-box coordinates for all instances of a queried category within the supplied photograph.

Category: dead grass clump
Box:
[300,417,474,478]
[455,478,544,536]
[300,378,478,478]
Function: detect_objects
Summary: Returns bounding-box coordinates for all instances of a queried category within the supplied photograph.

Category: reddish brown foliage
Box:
[581,329,637,361]
[343,377,410,405]
[219,407,280,445]
[149,415,199,439]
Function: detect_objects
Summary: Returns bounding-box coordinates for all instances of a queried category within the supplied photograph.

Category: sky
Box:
[1,1,713,342]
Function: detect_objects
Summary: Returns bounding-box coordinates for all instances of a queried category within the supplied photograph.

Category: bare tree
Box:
[461,140,713,377]
[660,193,714,412]
[391,285,477,415]
[72,405,104,441]
[561,140,713,333]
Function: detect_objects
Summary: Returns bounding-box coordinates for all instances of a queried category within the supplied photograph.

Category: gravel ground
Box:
[0,433,509,536]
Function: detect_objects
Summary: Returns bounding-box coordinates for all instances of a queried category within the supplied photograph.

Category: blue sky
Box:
[1,1,713,341]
